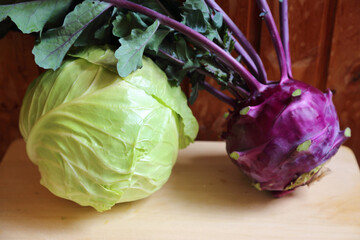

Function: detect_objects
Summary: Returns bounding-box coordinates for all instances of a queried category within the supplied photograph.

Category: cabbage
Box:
[19,46,198,211]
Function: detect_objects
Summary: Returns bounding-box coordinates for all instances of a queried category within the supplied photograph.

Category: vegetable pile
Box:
[0,0,350,210]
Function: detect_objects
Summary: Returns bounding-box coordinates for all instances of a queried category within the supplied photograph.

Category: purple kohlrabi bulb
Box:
[225,78,350,194]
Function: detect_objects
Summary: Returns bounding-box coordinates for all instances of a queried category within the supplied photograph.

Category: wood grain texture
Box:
[1,140,359,240]
[259,0,333,88]
[327,0,360,161]
[0,32,41,160]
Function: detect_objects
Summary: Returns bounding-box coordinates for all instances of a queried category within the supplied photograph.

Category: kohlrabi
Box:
[19,46,198,211]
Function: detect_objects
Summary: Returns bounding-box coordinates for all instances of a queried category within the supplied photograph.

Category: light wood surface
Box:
[1,140,359,240]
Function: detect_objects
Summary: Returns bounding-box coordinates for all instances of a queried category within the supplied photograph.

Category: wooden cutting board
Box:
[1,139,359,240]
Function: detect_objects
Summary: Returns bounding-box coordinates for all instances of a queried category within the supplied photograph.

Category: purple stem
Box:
[228,82,250,99]
[205,0,268,84]
[227,87,244,100]
[202,81,237,107]
[104,0,266,93]
[207,10,258,78]
[256,0,288,82]
[207,8,258,79]
[158,49,184,65]
[233,39,259,78]
[158,48,246,103]
[279,0,293,78]
[196,68,249,99]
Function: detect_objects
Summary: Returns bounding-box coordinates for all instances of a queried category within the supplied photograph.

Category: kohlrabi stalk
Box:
[206,5,259,78]
[202,81,238,107]
[256,0,288,82]
[233,37,259,79]
[205,0,268,84]
[279,0,293,79]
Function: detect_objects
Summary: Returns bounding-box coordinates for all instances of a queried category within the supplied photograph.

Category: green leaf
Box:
[175,37,199,70]
[204,22,221,41]
[200,59,228,84]
[180,1,220,41]
[32,0,112,70]
[189,82,200,105]
[164,65,188,86]
[176,37,193,62]
[94,7,117,41]
[112,12,148,38]
[223,31,235,52]
[74,6,114,47]
[94,23,112,40]
[115,20,160,77]
[212,10,223,29]
[0,0,72,34]
[236,55,242,62]
[147,29,171,53]
[182,0,210,20]
[181,9,207,33]
[188,71,205,104]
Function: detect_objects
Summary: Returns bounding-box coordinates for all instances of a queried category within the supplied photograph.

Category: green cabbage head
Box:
[19,46,198,212]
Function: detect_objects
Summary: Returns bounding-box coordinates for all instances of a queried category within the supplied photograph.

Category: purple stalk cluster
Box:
[104,0,350,194]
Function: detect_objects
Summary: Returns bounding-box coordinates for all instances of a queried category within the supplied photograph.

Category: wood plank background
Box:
[0,0,359,164]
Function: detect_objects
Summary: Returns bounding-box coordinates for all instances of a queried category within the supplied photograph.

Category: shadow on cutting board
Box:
[0,140,297,232]
[165,154,289,212]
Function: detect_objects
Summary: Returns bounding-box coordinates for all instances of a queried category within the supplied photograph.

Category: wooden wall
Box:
[0,33,42,159]
[0,0,359,164]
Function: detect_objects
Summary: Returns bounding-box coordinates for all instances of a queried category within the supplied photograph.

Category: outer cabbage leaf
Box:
[19,47,198,211]
[69,46,198,148]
